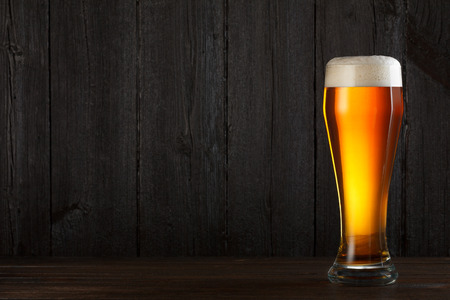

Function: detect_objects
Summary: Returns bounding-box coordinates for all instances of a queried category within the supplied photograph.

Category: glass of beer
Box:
[323,56,403,285]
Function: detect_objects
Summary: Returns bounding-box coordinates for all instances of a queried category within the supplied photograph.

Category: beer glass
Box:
[323,56,403,285]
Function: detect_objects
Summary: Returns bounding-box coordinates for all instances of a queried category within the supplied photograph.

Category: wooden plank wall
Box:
[0,0,448,257]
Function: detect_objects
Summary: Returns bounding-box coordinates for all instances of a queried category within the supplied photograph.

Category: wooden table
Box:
[0,257,448,299]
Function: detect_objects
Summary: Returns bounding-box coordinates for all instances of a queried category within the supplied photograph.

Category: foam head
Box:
[324,56,402,87]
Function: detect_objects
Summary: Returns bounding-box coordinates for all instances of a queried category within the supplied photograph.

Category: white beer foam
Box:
[325,56,402,87]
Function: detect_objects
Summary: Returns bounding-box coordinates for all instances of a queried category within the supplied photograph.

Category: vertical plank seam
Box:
[269,0,275,257]
[422,130,427,255]
[135,0,142,257]
[372,0,377,50]
[48,0,53,256]
[223,0,229,255]
[313,0,317,257]
[6,0,16,255]
[185,1,195,256]
[402,0,409,256]
[81,1,91,96]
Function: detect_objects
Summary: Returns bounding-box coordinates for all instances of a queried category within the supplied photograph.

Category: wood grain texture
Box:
[270,0,315,256]
[314,0,407,256]
[139,0,226,255]
[405,0,450,256]
[0,0,447,257]
[227,0,273,255]
[0,0,50,255]
[0,257,448,298]
[50,1,137,256]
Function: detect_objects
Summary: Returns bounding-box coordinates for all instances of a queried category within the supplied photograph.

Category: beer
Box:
[324,56,402,285]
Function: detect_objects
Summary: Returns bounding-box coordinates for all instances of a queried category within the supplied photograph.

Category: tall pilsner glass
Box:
[323,56,403,285]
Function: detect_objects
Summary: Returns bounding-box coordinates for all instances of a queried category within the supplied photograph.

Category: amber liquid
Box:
[323,87,403,266]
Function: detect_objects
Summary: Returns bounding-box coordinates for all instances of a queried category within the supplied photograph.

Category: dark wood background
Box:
[0,0,448,257]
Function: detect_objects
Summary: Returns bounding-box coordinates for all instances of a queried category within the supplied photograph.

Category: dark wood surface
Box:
[404,0,450,257]
[227,0,316,256]
[0,0,50,255]
[140,0,226,256]
[0,0,448,256]
[227,0,274,256]
[0,258,448,299]
[50,1,137,256]
[269,0,315,256]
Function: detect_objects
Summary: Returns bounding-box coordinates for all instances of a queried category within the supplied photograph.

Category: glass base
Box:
[328,260,398,286]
